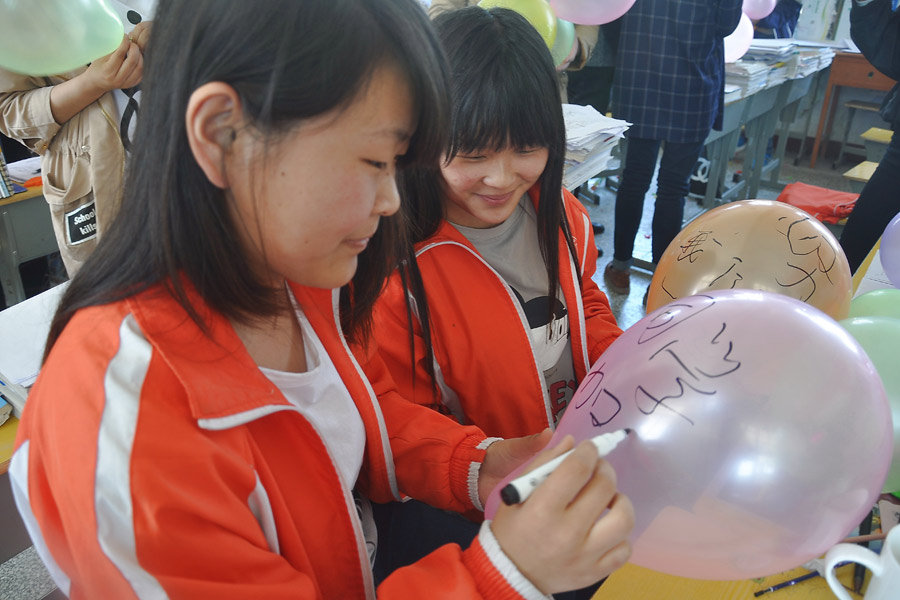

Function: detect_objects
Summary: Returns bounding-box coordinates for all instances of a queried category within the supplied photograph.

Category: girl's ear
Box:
[185,82,244,189]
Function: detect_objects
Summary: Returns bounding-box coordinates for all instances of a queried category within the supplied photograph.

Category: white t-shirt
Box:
[258,308,366,491]
[258,303,376,563]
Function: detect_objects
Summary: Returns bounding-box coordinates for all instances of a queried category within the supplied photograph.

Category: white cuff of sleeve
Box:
[469,437,504,511]
[478,521,552,600]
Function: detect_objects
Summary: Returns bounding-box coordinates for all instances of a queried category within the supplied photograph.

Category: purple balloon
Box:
[486,290,891,580]
[880,213,900,289]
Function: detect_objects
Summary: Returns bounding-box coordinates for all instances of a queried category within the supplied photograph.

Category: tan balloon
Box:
[647,200,852,319]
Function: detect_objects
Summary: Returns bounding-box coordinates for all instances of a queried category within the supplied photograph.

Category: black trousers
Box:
[373,500,604,599]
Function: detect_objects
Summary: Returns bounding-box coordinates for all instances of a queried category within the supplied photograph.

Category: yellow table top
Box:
[593,562,863,600]
[842,161,879,183]
[0,415,19,474]
[860,127,892,144]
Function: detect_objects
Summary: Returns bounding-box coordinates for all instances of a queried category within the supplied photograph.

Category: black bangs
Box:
[437,6,565,160]
[371,0,451,168]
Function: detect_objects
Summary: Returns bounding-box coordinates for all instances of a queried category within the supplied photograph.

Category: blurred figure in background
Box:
[840,0,900,273]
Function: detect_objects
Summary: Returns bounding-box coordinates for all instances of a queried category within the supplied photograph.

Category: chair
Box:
[833,100,881,169]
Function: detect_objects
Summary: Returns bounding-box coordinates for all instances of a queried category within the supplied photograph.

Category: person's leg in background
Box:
[567,66,616,114]
[606,137,662,294]
[568,65,617,248]
[651,139,707,264]
[840,130,900,273]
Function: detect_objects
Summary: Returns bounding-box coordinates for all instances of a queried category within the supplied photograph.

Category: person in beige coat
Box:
[0,23,150,276]
[427,0,598,101]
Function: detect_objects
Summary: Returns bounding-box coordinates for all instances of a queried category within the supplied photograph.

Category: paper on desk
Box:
[6,156,41,183]
[0,395,11,426]
[562,104,630,149]
[0,282,68,391]
[843,38,861,54]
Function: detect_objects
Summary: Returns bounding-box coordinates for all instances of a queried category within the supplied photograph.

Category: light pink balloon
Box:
[724,12,754,63]
[486,290,891,580]
[550,0,636,25]
[743,0,776,20]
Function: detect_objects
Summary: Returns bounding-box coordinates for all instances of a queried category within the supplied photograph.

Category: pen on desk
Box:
[753,571,820,597]
[754,561,853,598]
[500,428,632,505]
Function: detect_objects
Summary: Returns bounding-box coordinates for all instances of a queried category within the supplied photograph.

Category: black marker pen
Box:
[500,429,632,505]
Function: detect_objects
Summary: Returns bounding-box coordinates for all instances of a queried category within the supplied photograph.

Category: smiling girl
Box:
[370,8,627,597]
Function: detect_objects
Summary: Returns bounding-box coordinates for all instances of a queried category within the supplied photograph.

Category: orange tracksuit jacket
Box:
[373,187,621,439]
[10,282,547,599]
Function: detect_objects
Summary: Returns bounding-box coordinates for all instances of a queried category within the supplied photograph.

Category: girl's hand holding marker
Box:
[490,431,635,595]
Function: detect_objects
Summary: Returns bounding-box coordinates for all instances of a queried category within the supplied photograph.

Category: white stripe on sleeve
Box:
[95,314,168,598]
[9,441,73,596]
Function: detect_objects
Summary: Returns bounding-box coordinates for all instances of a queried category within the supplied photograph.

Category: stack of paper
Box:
[0,373,26,420]
[562,104,630,190]
[6,156,41,184]
[793,41,836,72]
[725,60,770,97]
[0,395,12,427]
[724,83,743,103]
[790,48,823,78]
[766,63,790,88]
[0,153,13,198]
[0,282,68,416]
[745,39,797,64]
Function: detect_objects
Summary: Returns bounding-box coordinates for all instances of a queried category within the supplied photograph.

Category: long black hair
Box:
[398,6,580,393]
[45,0,449,357]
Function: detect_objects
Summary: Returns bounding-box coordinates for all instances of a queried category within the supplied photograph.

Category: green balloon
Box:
[0,0,124,76]
[839,316,900,494]
[549,18,576,67]
[848,288,900,321]
[479,0,558,49]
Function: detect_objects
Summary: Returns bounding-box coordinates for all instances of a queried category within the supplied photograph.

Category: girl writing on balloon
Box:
[9,0,633,597]
[371,7,623,598]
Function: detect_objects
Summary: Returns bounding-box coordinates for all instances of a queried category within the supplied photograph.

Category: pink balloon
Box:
[486,290,891,580]
[550,0,636,25]
[880,213,900,289]
[724,12,754,63]
[742,0,776,20]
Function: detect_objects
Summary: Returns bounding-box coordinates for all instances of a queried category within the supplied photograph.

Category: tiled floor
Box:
[0,144,862,598]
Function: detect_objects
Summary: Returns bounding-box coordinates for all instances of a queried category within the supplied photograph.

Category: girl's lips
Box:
[344,237,371,251]
[478,191,514,204]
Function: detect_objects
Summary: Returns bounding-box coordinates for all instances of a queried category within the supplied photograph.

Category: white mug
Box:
[825,525,900,600]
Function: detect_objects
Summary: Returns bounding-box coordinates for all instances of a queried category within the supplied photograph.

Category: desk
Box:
[842,160,879,193]
[593,562,864,599]
[0,415,17,474]
[701,70,822,209]
[809,52,896,169]
[0,186,58,307]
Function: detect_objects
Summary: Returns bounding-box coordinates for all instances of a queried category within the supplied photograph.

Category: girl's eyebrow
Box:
[368,127,411,142]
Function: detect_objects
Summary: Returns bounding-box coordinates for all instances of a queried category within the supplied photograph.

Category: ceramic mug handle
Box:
[824,543,884,600]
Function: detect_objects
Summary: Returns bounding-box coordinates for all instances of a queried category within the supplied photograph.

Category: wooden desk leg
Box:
[810,79,836,169]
